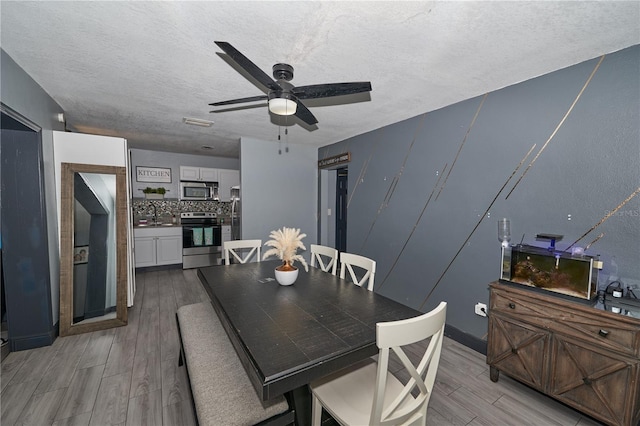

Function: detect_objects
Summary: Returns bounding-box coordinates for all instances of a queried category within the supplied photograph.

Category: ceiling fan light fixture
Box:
[268,98,297,116]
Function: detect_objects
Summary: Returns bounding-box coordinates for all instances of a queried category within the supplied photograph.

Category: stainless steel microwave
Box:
[180,181,217,201]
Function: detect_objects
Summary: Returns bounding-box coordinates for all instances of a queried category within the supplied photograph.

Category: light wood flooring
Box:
[1,269,604,426]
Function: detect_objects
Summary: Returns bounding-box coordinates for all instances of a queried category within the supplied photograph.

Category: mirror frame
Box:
[59,162,128,336]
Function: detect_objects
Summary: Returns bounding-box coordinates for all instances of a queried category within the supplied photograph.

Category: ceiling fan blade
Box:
[209,95,268,107]
[215,41,282,92]
[292,82,372,99]
[294,101,318,125]
[210,103,268,114]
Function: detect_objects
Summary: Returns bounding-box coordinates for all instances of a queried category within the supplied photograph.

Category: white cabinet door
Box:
[180,166,200,181]
[218,169,240,201]
[134,227,182,267]
[199,167,218,182]
[156,236,183,265]
[134,236,157,268]
[180,166,218,182]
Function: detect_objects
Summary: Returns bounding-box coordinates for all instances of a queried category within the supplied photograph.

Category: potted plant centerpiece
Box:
[263,227,309,285]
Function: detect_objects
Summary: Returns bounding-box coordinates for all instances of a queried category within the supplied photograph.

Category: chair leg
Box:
[311,394,323,426]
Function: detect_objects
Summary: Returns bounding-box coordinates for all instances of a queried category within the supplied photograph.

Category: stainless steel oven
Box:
[181,212,222,269]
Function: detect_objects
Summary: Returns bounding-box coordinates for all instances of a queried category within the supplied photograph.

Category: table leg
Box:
[289,385,311,426]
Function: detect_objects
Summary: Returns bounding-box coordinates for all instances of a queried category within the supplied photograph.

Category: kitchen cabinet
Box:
[221,225,232,244]
[180,166,218,182]
[218,169,240,201]
[487,281,640,426]
[134,226,182,268]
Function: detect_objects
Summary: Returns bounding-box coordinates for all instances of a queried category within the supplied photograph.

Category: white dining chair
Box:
[310,301,447,426]
[223,239,261,264]
[339,252,376,291]
[310,244,339,275]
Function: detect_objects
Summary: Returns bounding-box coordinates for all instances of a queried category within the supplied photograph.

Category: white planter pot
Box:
[274,267,298,286]
[145,193,164,200]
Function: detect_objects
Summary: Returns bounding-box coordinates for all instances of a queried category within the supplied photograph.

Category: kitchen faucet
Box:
[151,203,157,225]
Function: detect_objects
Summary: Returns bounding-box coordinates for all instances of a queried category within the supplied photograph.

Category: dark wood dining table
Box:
[197,259,422,423]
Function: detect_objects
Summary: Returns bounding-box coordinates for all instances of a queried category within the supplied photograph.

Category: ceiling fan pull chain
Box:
[278,126,282,155]
[285,120,289,153]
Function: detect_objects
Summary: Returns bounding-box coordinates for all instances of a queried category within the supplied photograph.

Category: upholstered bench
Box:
[176,302,294,426]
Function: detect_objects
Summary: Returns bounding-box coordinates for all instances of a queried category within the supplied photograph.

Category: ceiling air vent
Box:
[183,117,214,127]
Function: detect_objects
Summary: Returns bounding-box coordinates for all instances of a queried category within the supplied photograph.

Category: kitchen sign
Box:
[318,152,350,169]
[136,166,172,183]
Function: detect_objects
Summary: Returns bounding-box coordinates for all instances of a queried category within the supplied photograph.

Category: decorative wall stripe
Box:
[564,186,640,252]
[360,113,429,249]
[585,233,605,251]
[505,55,606,200]
[377,162,448,290]
[436,93,488,200]
[348,153,371,209]
[419,143,536,309]
[347,128,385,209]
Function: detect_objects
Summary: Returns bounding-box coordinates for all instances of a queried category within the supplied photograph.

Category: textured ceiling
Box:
[1,1,639,158]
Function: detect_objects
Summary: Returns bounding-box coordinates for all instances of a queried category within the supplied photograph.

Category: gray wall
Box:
[240,137,318,263]
[129,148,239,197]
[319,45,640,341]
[1,49,65,325]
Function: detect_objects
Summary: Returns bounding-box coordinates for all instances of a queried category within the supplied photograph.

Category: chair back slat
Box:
[223,239,262,264]
[371,301,447,426]
[339,252,376,291]
[309,301,447,426]
[310,244,338,275]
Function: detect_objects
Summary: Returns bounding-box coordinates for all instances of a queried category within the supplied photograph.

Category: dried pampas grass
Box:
[263,227,308,272]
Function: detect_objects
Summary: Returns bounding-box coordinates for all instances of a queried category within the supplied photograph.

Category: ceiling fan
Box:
[209,41,372,126]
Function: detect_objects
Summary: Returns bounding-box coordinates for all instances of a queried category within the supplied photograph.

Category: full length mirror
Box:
[60,162,128,336]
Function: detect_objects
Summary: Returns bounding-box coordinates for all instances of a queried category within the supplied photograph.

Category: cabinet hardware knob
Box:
[583,377,592,386]
[511,348,518,354]
[508,303,516,309]
[598,329,609,337]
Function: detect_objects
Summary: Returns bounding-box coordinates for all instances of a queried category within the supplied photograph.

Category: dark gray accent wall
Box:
[319,45,640,342]
[1,127,55,350]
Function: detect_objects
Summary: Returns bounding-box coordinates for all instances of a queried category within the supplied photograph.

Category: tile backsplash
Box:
[131,199,232,223]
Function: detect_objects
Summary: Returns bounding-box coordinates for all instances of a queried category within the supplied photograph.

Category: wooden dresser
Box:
[487,281,640,426]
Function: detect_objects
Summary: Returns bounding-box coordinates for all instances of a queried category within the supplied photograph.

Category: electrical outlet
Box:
[475,303,487,317]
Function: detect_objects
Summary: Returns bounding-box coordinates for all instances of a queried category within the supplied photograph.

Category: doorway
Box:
[335,168,348,252]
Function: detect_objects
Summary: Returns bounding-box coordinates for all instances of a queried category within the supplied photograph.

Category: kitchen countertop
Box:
[133,222,181,228]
